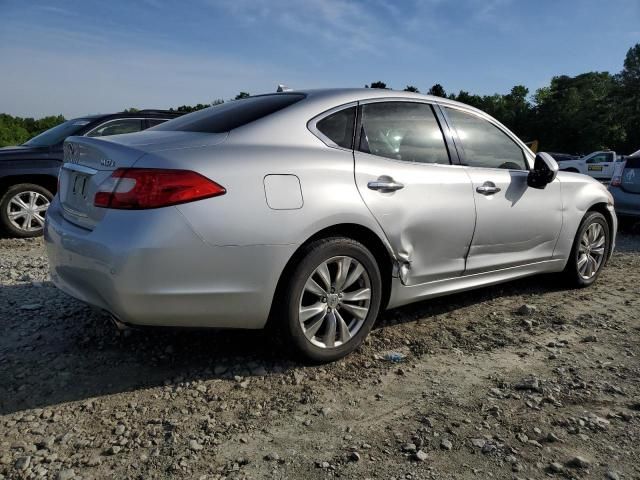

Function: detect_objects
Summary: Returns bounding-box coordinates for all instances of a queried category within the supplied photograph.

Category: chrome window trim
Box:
[84,117,153,137]
[307,102,358,152]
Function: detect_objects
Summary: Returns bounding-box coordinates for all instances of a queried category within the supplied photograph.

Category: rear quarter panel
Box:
[134,140,388,248]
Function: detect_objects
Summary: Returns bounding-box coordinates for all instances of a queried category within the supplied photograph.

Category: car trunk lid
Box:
[59,132,227,230]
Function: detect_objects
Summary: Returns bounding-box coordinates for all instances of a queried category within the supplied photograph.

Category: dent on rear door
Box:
[354,153,476,285]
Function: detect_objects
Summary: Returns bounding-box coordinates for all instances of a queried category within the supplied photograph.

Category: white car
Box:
[558,151,623,180]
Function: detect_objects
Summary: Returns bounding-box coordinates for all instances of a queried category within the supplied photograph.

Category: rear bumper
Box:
[44,198,296,329]
[610,187,640,218]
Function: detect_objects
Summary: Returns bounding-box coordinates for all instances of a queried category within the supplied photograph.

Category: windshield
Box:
[23,118,92,147]
[154,94,306,133]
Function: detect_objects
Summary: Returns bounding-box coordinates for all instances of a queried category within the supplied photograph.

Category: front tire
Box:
[280,237,382,363]
[0,183,53,238]
[564,211,610,287]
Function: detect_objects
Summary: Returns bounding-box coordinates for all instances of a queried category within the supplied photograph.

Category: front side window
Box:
[358,102,450,165]
[587,153,614,164]
[445,108,527,170]
[87,119,143,137]
[316,107,356,149]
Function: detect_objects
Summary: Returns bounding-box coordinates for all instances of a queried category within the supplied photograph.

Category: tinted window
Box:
[358,102,450,165]
[147,119,169,127]
[155,94,306,133]
[87,119,144,137]
[622,159,640,193]
[445,108,527,170]
[23,118,92,147]
[626,157,640,169]
[316,107,356,149]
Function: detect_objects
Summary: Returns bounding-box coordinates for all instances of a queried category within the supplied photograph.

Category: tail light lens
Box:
[610,175,622,187]
[94,168,226,209]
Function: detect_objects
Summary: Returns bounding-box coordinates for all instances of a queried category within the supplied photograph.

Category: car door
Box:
[442,106,563,274]
[585,152,615,179]
[352,100,475,285]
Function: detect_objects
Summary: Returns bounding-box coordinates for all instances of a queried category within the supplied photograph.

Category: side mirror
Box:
[528,152,558,189]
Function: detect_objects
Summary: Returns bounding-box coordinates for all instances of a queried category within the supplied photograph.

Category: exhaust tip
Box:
[109,314,130,331]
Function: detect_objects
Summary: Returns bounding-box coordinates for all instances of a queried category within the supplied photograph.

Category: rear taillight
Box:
[610,175,622,187]
[94,168,226,209]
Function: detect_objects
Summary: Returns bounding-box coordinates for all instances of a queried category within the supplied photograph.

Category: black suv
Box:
[0,110,182,237]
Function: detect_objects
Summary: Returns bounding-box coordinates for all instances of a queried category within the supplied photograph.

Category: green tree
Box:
[234,92,250,100]
[403,85,420,93]
[532,72,624,153]
[427,84,446,98]
[367,81,388,89]
[619,44,640,151]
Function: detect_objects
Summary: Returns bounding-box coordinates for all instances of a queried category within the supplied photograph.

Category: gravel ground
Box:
[1,232,639,480]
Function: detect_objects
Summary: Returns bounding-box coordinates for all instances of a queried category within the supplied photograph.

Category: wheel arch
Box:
[586,201,615,261]
[0,174,58,197]
[266,223,395,329]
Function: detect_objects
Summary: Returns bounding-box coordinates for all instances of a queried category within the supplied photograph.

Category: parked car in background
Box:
[558,150,624,180]
[45,89,616,362]
[0,110,182,237]
[609,149,640,226]
[548,152,581,162]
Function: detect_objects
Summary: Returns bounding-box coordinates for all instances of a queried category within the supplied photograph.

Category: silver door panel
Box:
[464,168,563,273]
[354,152,475,285]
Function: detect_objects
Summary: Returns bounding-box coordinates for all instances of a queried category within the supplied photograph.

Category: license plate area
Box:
[65,172,90,210]
[61,163,98,217]
[72,172,89,198]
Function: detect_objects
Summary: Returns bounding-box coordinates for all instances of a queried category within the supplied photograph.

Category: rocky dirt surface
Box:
[1,233,639,480]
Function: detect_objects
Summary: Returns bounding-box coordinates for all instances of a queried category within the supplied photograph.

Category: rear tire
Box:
[0,183,53,238]
[279,237,382,363]
[564,211,610,287]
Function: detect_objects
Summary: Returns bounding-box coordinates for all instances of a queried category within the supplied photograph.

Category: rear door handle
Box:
[368,177,404,192]
[476,182,501,195]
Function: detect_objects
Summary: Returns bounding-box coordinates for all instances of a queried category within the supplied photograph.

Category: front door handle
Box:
[476,182,501,195]
[368,177,404,192]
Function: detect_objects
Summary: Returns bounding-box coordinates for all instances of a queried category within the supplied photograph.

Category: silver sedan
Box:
[44,89,616,362]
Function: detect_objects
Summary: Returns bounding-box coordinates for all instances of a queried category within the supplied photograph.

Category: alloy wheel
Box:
[7,191,50,233]
[298,256,371,349]
[577,222,606,280]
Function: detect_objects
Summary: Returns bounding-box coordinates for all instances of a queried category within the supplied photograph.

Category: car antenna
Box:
[277,84,293,92]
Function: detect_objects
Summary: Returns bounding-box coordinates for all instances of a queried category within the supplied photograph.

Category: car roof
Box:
[71,110,182,123]
[294,88,486,115]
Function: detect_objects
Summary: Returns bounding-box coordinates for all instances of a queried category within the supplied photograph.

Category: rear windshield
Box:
[23,118,92,147]
[154,94,306,133]
[626,157,640,169]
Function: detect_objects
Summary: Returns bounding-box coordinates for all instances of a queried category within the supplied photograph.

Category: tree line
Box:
[1,44,638,154]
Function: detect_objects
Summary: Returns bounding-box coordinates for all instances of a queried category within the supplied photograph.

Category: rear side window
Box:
[358,102,450,165]
[316,107,356,149]
[155,94,306,133]
[86,119,144,137]
[445,107,527,170]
